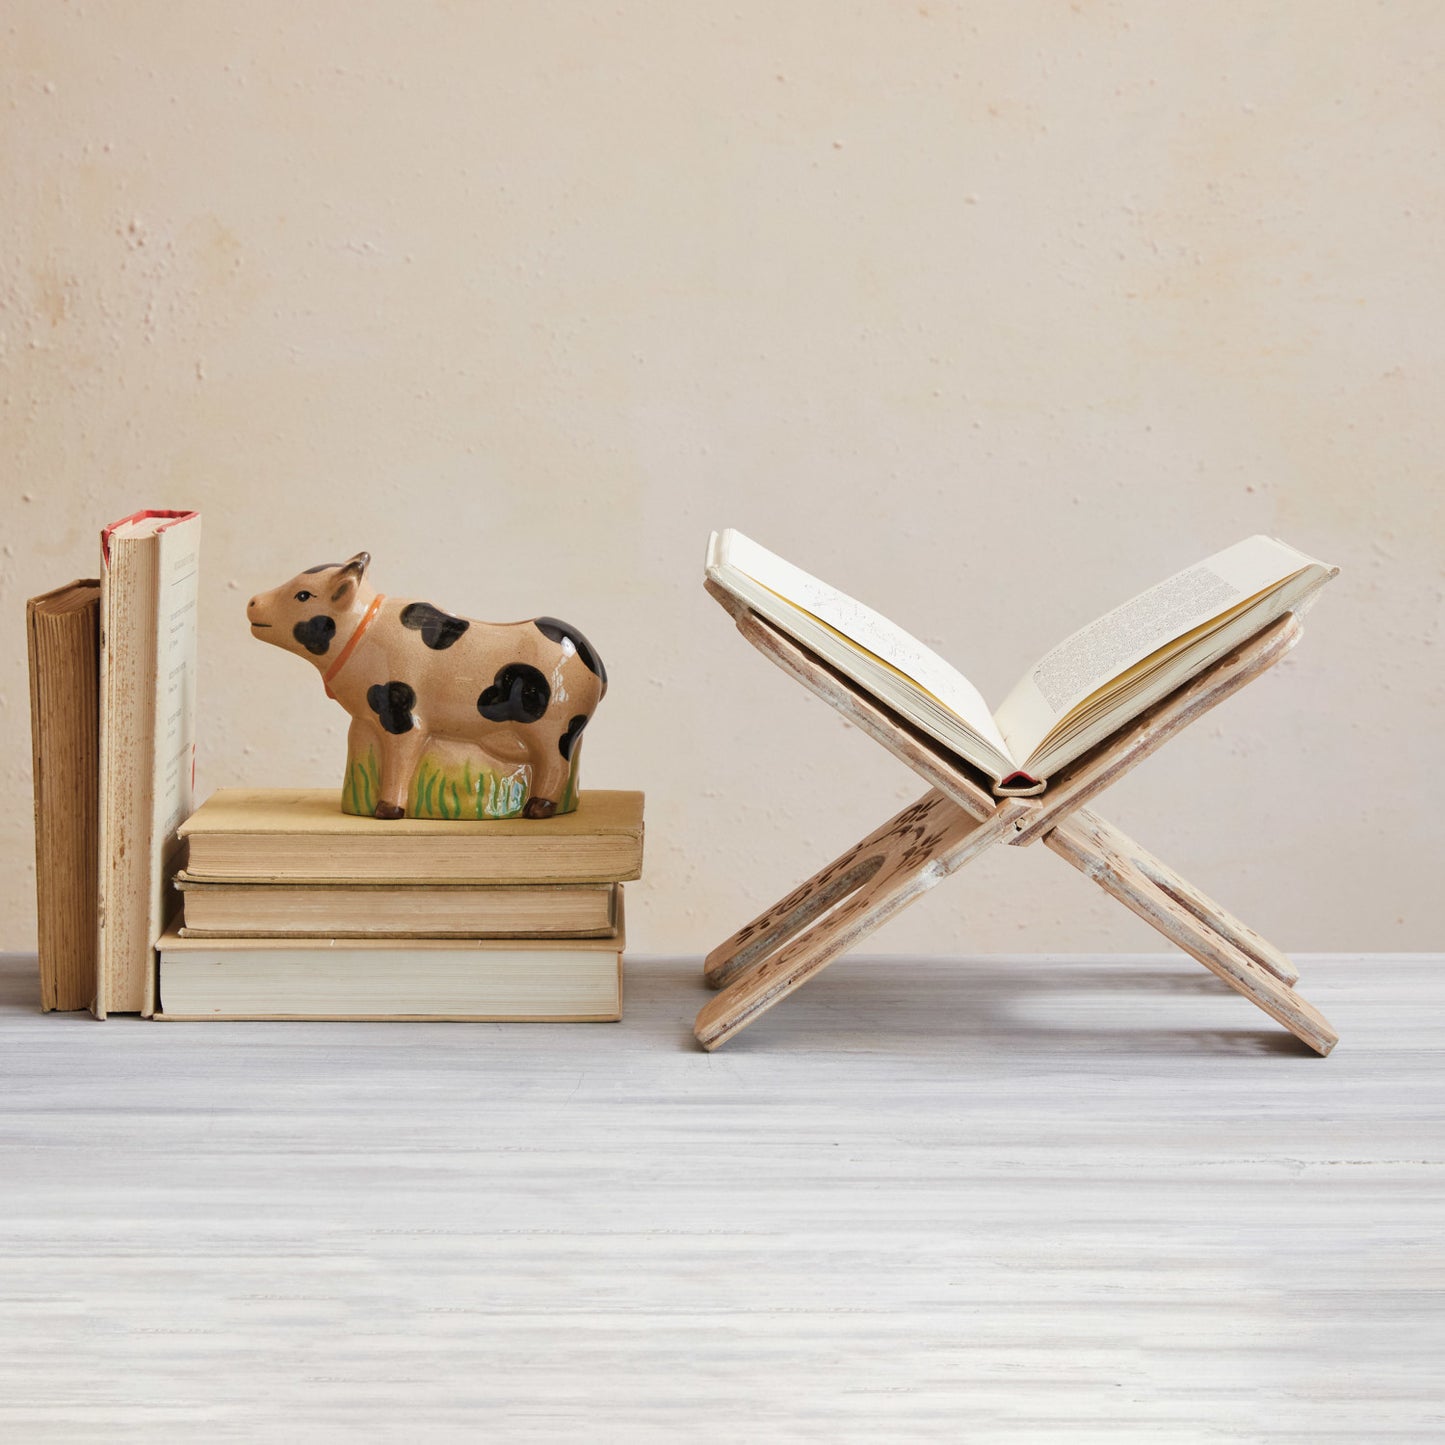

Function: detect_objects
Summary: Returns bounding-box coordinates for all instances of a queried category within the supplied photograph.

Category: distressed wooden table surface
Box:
[1,951,1440,1441]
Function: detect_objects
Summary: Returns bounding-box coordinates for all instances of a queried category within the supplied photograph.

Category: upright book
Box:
[178,788,645,883]
[706,529,1336,792]
[96,510,201,1015]
[26,579,101,1011]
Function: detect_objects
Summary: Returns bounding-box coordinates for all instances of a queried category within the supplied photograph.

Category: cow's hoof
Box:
[522,798,556,820]
[374,801,406,820]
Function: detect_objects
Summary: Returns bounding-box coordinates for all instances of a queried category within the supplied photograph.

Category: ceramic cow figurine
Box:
[248,553,606,820]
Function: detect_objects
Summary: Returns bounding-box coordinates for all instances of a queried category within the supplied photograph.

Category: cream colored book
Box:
[26,579,101,1011]
[154,899,625,1021]
[96,511,201,1015]
[706,529,1336,792]
[175,876,619,938]
[178,788,645,883]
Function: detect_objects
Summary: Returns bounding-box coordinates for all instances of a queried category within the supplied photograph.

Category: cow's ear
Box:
[331,551,371,605]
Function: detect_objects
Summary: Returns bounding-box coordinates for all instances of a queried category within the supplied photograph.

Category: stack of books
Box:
[155,788,645,1021]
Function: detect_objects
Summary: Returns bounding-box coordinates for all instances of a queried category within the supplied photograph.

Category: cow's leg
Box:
[344,717,386,816]
[374,728,428,819]
[521,732,575,819]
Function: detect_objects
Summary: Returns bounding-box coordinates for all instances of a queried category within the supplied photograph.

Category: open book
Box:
[706,529,1336,794]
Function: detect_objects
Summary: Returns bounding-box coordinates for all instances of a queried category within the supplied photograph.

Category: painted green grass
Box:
[340,741,583,819]
[345,746,380,817]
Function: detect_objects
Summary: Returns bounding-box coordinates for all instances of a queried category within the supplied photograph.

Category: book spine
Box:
[29,592,102,1011]
[97,532,161,1015]
[95,548,116,1018]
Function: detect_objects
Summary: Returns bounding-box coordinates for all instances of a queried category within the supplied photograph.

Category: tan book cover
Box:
[26,579,101,1011]
[178,788,645,884]
[96,511,201,1016]
[155,897,625,1021]
[175,877,619,938]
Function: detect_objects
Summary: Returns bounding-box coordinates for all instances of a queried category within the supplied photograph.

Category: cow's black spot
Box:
[303,562,341,575]
[477,664,550,724]
[293,615,336,656]
[367,681,417,735]
[534,617,606,683]
[400,601,470,650]
[558,713,589,760]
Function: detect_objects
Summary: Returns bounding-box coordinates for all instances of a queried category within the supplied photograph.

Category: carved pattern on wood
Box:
[696,791,1030,1049]
[698,598,1337,1057]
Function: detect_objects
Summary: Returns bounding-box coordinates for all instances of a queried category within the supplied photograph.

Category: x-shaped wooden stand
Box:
[696,583,1338,1056]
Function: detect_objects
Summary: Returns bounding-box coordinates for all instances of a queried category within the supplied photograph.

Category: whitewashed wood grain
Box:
[697,607,1330,1055]
[0,952,1441,1442]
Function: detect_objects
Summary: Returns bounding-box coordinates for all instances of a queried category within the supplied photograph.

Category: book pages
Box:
[994,535,1319,767]
[708,531,1014,767]
[156,903,625,1021]
[178,788,645,882]
[26,581,101,1011]
[148,518,201,966]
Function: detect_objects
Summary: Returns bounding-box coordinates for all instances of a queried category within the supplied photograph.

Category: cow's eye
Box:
[295,590,313,602]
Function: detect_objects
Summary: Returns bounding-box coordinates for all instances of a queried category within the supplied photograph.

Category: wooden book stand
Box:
[697,582,1338,1056]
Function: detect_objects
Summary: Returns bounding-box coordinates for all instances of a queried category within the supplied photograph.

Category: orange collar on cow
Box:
[323,593,386,699]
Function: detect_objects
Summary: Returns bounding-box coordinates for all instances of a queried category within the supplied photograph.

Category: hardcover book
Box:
[96,510,201,1015]
[174,877,620,938]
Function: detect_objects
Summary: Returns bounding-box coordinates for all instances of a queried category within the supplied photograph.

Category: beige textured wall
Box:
[3,2,1442,955]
